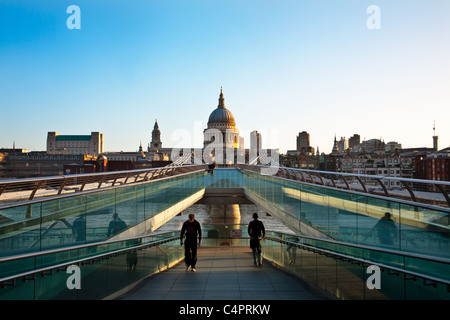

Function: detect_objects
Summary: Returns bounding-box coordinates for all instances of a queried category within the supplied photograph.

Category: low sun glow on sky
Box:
[1,0,449,154]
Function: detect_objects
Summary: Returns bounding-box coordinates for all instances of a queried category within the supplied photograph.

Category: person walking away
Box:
[180,214,202,272]
[248,213,265,267]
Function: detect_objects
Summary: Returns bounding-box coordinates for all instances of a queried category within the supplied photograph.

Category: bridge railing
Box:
[0,169,206,258]
[263,231,450,300]
[238,166,450,260]
[200,223,450,299]
[4,163,450,208]
[0,224,253,300]
[2,224,448,300]
[0,164,207,204]
[0,231,182,300]
[237,164,450,209]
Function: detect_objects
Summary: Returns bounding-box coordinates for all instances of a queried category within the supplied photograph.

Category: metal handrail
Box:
[238,164,450,209]
[241,162,450,186]
[0,230,175,263]
[240,164,450,186]
[201,224,450,267]
[0,165,207,209]
[1,227,449,291]
[265,230,450,264]
[266,236,450,290]
[4,163,450,208]
[0,233,179,287]
[241,168,450,216]
[0,164,207,203]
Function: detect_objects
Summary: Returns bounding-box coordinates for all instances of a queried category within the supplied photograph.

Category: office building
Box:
[47,132,104,156]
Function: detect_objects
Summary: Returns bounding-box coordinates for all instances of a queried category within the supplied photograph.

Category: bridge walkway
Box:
[117,247,334,300]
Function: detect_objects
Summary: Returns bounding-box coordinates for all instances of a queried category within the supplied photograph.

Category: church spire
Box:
[218,87,225,109]
[150,119,162,151]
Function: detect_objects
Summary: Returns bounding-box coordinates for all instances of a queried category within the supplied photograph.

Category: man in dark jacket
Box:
[180,214,202,272]
[248,213,265,267]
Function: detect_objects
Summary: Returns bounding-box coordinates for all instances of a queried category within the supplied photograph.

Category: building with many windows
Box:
[47,132,104,156]
[3,153,95,178]
[415,150,450,183]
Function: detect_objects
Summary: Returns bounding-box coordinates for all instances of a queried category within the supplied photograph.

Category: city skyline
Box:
[1,1,449,154]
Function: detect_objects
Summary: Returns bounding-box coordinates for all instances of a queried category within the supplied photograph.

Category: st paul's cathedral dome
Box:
[204,88,240,153]
[207,88,236,129]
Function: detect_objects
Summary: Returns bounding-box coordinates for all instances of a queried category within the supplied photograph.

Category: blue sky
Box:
[1,0,449,154]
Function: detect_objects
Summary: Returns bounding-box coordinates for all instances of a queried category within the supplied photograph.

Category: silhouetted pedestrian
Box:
[207,161,216,176]
[248,213,265,267]
[180,214,202,272]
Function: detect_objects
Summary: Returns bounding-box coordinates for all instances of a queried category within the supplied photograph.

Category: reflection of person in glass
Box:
[126,238,141,271]
[286,236,299,265]
[374,212,397,246]
[72,214,86,242]
[107,213,128,237]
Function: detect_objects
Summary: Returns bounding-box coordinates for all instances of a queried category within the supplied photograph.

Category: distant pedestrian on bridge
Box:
[207,161,216,176]
[180,214,202,272]
[248,213,265,267]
